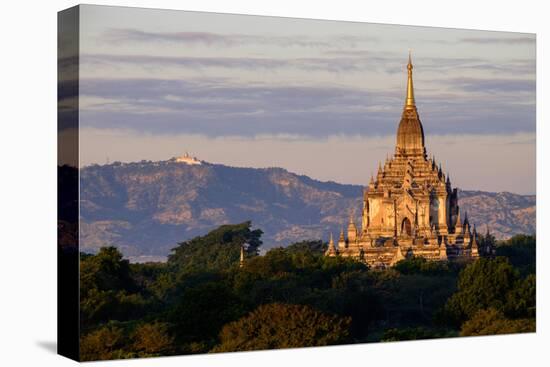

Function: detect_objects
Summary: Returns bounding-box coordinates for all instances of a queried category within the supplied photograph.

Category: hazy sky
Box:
[75,5,536,194]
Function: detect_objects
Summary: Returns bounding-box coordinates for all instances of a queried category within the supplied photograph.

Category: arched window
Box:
[401,217,412,236]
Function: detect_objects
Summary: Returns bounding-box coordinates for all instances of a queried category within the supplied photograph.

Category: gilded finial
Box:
[405,50,416,110]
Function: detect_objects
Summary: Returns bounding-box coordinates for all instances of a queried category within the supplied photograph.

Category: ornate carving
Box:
[326,54,478,267]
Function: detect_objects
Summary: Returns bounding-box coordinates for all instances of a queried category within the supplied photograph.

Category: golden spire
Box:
[239,245,245,268]
[326,232,338,256]
[339,228,345,243]
[405,50,416,110]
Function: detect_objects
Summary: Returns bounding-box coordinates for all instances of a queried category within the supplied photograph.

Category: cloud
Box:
[78,77,398,136]
[460,36,535,45]
[101,28,378,48]
[81,53,387,74]
[77,76,535,138]
[104,29,233,45]
[385,56,535,75]
[446,77,535,93]
[80,51,535,80]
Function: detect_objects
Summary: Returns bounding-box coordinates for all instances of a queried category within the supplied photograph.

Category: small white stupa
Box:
[175,152,202,165]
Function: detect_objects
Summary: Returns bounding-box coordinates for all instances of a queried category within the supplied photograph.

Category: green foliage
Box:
[80,321,176,361]
[443,257,520,326]
[496,234,536,275]
[167,221,262,272]
[325,276,382,338]
[460,308,535,336]
[284,240,328,268]
[387,273,458,326]
[246,247,294,276]
[504,274,536,319]
[80,289,147,325]
[393,256,453,276]
[80,323,127,361]
[232,246,369,312]
[78,223,536,360]
[132,322,175,355]
[130,261,167,289]
[167,282,247,347]
[285,240,327,254]
[211,303,351,352]
[80,247,147,326]
[80,246,135,297]
[479,229,497,256]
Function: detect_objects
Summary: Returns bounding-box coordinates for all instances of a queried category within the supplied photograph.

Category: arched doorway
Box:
[401,217,412,237]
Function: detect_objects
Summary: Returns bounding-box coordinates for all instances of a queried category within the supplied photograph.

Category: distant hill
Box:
[79,159,535,259]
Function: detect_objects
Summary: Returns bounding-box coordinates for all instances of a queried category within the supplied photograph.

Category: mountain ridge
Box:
[79,158,535,258]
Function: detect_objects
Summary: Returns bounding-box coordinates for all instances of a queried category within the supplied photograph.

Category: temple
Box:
[174,152,202,165]
[325,53,480,267]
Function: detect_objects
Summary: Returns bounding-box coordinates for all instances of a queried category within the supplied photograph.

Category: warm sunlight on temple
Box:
[326,54,494,267]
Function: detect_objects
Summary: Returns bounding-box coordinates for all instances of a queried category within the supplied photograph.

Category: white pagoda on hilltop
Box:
[174,152,202,165]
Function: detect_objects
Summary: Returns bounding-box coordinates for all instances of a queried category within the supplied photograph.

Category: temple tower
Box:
[327,53,479,267]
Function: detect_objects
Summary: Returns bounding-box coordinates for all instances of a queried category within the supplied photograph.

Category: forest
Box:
[79,221,536,361]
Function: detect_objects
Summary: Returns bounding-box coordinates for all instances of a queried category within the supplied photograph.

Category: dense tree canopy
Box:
[460,308,535,336]
[80,246,135,296]
[393,256,455,276]
[167,221,262,273]
[80,247,147,326]
[496,234,536,276]
[79,226,536,361]
[212,303,351,352]
[80,323,127,361]
[442,240,535,333]
[443,257,520,326]
[167,281,247,348]
[132,322,175,355]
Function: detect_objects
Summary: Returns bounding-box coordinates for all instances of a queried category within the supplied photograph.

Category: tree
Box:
[285,240,327,255]
[167,221,262,272]
[285,240,327,269]
[504,274,536,319]
[132,322,175,355]
[80,247,144,325]
[496,234,536,275]
[241,247,293,277]
[212,303,351,352]
[80,247,135,297]
[80,324,127,361]
[460,308,535,336]
[167,282,246,347]
[393,256,452,276]
[443,257,519,326]
[479,228,497,257]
